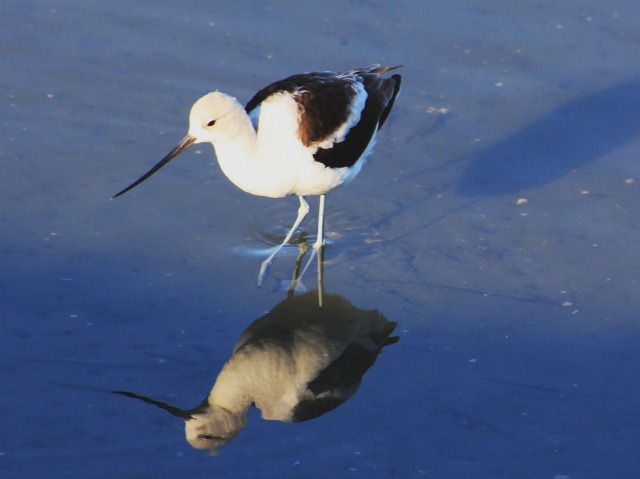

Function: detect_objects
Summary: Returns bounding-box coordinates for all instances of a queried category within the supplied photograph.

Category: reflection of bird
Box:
[113,65,401,286]
[114,292,398,455]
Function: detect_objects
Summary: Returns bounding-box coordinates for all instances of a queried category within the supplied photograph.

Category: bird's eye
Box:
[200,434,222,440]
[207,120,216,127]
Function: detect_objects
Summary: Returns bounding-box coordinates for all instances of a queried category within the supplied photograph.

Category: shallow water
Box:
[2,1,640,477]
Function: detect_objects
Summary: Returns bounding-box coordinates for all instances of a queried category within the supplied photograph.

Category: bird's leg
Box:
[258,196,309,287]
[297,194,326,303]
[317,235,325,307]
[287,241,309,299]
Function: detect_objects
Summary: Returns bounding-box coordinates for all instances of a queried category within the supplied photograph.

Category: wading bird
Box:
[114,292,398,455]
[113,65,401,286]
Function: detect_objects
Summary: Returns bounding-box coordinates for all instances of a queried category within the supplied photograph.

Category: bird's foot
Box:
[298,240,323,283]
[283,278,308,299]
[257,258,272,288]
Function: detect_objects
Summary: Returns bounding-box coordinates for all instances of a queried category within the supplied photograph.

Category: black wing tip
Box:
[351,64,403,75]
[379,64,403,72]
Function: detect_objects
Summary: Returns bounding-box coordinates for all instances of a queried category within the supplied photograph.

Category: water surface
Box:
[2,1,640,477]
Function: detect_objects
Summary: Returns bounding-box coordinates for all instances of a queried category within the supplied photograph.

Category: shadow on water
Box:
[457,79,640,196]
[114,291,398,456]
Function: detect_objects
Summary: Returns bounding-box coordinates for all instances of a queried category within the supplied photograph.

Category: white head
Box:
[113,390,248,456]
[185,405,248,454]
[112,91,250,199]
[187,92,248,145]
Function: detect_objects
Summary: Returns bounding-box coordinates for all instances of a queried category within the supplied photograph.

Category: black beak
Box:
[112,135,196,199]
[113,390,195,419]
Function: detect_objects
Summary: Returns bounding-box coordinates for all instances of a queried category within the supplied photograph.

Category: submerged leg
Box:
[258,196,309,287]
[287,242,309,299]
[298,194,326,295]
[317,237,325,307]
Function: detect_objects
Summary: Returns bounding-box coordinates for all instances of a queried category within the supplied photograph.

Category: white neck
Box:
[208,360,254,414]
[207,345,298,421]
[211,94,311,198]
[212,137,269,196]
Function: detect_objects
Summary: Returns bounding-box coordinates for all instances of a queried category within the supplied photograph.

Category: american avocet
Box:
[113,65,401,286]
[114,292,398,454]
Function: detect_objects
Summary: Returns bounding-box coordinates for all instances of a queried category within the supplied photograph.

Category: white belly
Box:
[215,142,364,198]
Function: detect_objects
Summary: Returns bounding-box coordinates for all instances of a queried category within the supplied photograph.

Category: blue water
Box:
[2,1,640,477]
